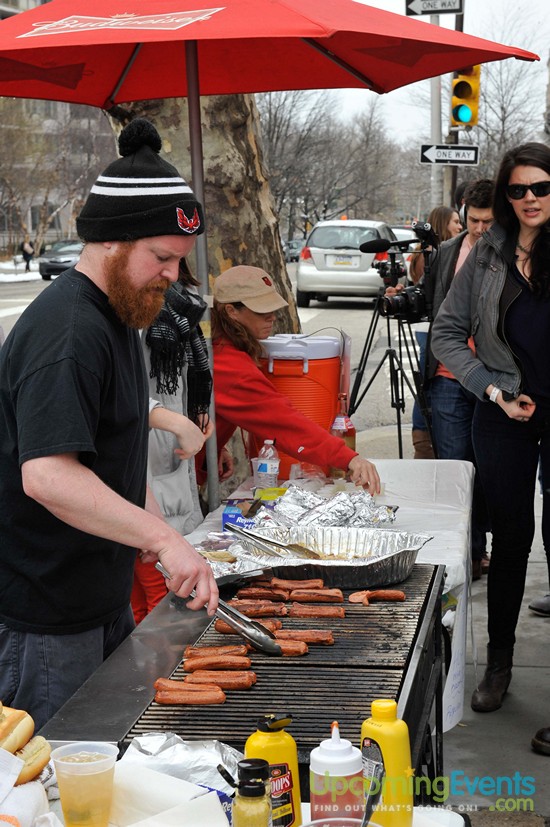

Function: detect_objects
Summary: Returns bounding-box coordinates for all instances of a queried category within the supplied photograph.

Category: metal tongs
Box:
[226,522,322,560]
[155,561,282,655]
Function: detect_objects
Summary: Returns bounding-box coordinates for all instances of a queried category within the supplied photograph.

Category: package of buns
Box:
[0,701,51,784]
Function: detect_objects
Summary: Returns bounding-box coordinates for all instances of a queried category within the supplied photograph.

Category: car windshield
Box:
[307,226,378,250]
[392,228,416,242]
[51,243,82,256]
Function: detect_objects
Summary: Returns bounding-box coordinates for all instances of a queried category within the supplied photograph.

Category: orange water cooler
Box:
[252,334,343,480]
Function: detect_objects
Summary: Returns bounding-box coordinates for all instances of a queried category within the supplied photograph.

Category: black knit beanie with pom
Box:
[76,118,204,242]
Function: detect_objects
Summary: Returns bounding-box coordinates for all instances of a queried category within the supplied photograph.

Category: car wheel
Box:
[296,289,310,308]
[317,295,328,302]
[41,274,51,281]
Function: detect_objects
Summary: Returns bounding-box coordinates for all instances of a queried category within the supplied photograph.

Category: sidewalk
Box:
[360,425,550,826]
[0,258,41,282]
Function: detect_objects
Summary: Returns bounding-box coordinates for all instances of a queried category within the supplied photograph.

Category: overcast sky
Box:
[336,0,549,143]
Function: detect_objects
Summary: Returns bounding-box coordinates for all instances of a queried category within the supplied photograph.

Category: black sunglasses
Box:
[506,181,550,200]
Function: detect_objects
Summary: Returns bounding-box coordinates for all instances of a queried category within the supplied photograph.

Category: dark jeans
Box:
[412,330,430,431]
[473,400,550,650]
[0,606,135,731]
[430,376,489,560]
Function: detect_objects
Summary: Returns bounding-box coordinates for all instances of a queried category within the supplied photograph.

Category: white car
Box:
[296,219,406,307]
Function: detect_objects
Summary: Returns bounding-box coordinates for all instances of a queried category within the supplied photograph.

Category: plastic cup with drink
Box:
[51,741,118,827]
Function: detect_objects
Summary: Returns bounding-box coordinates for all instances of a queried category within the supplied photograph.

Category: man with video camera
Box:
[386,178,495,580]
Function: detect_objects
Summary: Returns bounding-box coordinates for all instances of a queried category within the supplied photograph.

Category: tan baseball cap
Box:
[211,265,289,313]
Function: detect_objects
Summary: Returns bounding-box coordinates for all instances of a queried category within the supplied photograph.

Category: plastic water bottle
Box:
[256,440,280,487]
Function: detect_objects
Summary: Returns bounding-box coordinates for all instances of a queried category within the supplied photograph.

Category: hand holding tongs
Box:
[155,561,282,655]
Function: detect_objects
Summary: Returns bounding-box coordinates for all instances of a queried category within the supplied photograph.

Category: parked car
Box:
[284,238,305,262]
[390,225,418,282]
[296,219,406,307]
[38,240,83,280]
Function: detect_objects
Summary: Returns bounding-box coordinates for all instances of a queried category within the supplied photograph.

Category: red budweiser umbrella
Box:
[0,0,538,104]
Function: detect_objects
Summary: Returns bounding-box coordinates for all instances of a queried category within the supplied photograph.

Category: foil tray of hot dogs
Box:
[212,527,432,589]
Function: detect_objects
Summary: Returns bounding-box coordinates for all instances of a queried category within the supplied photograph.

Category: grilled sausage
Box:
[236,587,290,601]
[184,671,256,689]
[214,619,283,635]
[154,677,213,692]
[183,644,249,658]
[350,589,406,606]
[288,588,344,603]
[154,686,226,705]
[288,603,345,618]
[274,629,335,645]
[275,639,309,656]
[227,599,288,617]
[271,577,325,590]
[184,654,252,672]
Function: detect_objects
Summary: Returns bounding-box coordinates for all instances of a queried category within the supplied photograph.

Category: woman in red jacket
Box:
[207,265,380,492]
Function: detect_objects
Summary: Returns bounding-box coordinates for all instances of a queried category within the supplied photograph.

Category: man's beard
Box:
[104,245,170,329]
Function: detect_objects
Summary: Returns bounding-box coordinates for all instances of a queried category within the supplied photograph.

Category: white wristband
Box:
[489,387,501,403]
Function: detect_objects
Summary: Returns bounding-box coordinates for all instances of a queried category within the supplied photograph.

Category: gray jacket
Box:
[431,222,522,401]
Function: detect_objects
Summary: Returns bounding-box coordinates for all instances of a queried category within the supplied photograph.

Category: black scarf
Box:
[146,283,212,424]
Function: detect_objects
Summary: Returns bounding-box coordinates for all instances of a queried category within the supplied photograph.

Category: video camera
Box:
[363,221,439,324]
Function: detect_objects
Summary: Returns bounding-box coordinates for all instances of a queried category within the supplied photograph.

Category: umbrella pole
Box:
[186,40,221,513]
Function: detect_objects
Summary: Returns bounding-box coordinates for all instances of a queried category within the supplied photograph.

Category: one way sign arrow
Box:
[406,0,463,15]
[420,144,479,165]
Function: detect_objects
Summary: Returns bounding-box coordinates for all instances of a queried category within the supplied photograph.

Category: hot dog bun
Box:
[14,735,52,785]
[0,702,35,754]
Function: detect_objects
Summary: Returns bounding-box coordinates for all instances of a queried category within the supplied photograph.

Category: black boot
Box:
[471,646,513,713]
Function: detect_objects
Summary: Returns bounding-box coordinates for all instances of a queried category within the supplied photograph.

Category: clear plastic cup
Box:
[51,741,118,827]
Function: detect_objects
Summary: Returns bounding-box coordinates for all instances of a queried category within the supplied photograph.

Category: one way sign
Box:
[406,0,463,14]
[420,144,479,166]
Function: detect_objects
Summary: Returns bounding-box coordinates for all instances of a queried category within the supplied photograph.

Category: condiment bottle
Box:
[238,758,272,826]
[245,714,302,827]
[328,393,357,478]
[232,779,271,827]
[309,720,363,820]
[360,699,413,827]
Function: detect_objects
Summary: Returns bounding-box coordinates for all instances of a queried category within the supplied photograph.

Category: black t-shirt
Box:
[0,268,148,634]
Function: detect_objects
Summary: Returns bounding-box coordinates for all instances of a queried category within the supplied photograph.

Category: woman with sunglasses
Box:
[431,144,550,747]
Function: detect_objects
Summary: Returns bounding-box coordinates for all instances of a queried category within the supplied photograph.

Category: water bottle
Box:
[256,440,280,487]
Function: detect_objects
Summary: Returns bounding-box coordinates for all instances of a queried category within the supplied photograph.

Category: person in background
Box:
[132,259,231,624]
[20,234,34,272]
[408,205,463,460]
[0,118,218,729]
[430,145,550,741]
[199,265,381,493]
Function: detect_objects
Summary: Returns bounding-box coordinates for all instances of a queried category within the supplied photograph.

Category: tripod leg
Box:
[349,298,382,414]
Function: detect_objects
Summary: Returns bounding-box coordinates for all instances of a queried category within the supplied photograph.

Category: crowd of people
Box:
[0,116,549,761]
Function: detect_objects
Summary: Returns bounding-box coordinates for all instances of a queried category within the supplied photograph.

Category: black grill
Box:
[124,565,440,768]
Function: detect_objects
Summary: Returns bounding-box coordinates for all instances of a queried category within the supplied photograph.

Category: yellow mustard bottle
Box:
[360,699,413,826]
[245,714,302,827]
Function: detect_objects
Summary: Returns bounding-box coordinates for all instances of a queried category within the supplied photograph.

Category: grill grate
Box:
[124,565,435,761]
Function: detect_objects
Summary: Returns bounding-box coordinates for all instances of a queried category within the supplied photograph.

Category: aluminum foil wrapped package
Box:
[258,485,396,529]
[298,491,356,526]
[278,484,325,510]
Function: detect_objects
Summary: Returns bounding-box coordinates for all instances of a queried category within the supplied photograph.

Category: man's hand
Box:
[347,456,381,494]
[153,539,219,615]
[384,284,405,298]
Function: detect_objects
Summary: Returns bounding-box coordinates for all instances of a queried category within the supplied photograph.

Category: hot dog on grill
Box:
[288,588,344,603]
[236,586,290,601]
[155,686,226,705]
[288,603,345,618]
[274,629,335,645]
[349,589,406,606]
[183,644,249,658]
[227,599,288,617]
[184,671,257,689]
[183,654,252,672]
[271,577,325,590]
[275,639,309,656]
[214,618,283,635]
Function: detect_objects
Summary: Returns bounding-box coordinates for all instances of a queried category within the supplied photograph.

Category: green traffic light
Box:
[452,103,473,124]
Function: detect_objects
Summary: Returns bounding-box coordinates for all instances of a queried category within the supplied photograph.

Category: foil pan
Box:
[230,527,432,588]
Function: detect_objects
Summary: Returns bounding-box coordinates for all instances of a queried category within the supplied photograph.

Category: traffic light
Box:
[450,65,481,128]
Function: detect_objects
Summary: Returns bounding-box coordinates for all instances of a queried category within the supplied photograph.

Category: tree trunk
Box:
[109,95,300,334]
[109,95,300,496]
